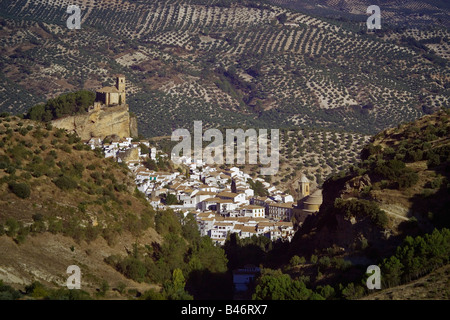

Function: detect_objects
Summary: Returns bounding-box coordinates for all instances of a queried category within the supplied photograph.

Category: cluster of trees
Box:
[252,269,324,300]
[371,159,419,190]
[363,113,450,165]
[25,90,95,122]
[333,198,388,229]
[247,179,269,197]
[358,113,450,193]
[142,155,172,172]
[0,217,30,244]
[251,228,450,300]
[141,268,193,300]
[1,124,87,199]
[7,181,31,199]
[359,151,419,190]
[251,267,362,300]
[105,211,231,299]
[380,228,450,288]
[0,204,155,245]
[0,279,124,300]
[0,280,92,300]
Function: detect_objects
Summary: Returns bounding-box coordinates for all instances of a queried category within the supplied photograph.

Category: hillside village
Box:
[78,75,324,246]
[85,134,324,245]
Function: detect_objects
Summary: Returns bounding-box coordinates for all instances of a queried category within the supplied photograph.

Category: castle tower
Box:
[116,74,125,92]
[116,74,126,105]
[299,175,310,198]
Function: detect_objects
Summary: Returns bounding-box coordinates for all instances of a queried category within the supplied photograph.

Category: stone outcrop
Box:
[51,104,137,141]
[117,147,139,163]
[129,115,139,138]
[344,174,372,193]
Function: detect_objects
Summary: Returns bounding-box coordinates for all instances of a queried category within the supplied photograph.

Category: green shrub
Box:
[47,217,63,234]
[289,255,301,267]
[85,224,101,243]
[5,165,16,175]
[318,256,332,269]
[59,144,72,153]
[0,155,11,169]
[15,225,29,244]
[372,159,418,189]
[5,218,19,237]
[8,181,31,199]
[0,280,22,300]
[54,175,78,190]
[334,198,388,228]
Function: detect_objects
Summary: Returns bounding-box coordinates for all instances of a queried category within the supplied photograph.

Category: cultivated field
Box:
[0,0,448,138]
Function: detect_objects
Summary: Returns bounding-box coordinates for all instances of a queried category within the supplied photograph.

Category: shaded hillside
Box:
[291,109,450,261]
[241,109,450,300]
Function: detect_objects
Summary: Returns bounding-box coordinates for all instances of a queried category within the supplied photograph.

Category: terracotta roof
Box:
[258,221,275,227]
[216,199,233,203]
[268,202,295,208]
[275,222,294,227]
[203,197,222,202]
[215,222,234,227]
[240,226,257,233]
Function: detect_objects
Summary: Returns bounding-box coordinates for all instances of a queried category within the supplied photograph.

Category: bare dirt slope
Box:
[0,231,160,297]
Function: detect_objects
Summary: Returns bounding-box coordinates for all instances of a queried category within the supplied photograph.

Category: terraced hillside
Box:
[0,0,448,138]
[270,0,450,27]
[231,127,371,191]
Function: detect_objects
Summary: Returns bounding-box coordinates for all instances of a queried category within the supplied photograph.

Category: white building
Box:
[240,205,265,218]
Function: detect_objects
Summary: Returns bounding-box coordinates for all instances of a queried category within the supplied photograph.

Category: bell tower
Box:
[299,175,310,198]
[116,75,125,93]
[116,74,126,105]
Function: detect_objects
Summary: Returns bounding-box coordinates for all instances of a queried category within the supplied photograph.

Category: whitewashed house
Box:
[240,205,266,218]
[282,194,294,203]
[267,202,295,221]
[217,191,248,205]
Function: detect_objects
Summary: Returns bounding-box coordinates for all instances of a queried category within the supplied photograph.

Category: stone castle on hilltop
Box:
[92,74,127,110]
[52,74,138,140]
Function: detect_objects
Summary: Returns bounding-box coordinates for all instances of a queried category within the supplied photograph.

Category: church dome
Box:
[303,189,323,213]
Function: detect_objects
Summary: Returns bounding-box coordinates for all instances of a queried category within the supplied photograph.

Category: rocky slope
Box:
[51,104,138,141]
